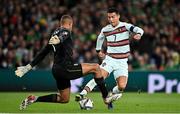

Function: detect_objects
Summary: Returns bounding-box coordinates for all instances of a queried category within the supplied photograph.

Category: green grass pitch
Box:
[0,92,179,113]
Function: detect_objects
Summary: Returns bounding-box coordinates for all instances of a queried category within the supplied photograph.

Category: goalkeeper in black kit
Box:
[15,15,113,110]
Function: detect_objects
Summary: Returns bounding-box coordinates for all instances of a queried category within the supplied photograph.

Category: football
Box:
[79,98,93,110]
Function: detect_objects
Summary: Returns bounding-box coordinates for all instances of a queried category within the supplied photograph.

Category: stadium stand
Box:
[0,0,179,71]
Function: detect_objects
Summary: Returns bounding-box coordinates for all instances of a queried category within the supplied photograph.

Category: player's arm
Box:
[15,44,53,77]
[31,29,71,67]
[30,45,52,67]
[15,29,70,77]
[49,29,70,45]
[96,29,106,62]
[125,23,144,40]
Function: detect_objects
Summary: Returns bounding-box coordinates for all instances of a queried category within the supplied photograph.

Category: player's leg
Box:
[53,63,110,104]
[77,69,109,99]
[35,88,70,103]
[19,70,71,110]
[30,70,72,103]
[77,59,112,97]
[80,63,109,101]
[57,88,70,103]
[76,59,113,102]
[108,76,128,102]
[113,76,128,94]
[54,63,106,96]
[105,59,128,101]
[35,78,71,103]
[113,59,128,94]
[20,88,71,110]
[110,61,128,102]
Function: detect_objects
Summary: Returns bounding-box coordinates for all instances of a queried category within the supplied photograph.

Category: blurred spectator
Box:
[0,0,179,71]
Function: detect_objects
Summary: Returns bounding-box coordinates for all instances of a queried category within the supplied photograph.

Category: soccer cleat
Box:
[20,95,37,110]
[103,93,114,109]
[111,93,122,101]
[105,93,122,110]
[75,94,86,102]
[104,92,113,104]
[107,102,113,109]
[105,93,122,103]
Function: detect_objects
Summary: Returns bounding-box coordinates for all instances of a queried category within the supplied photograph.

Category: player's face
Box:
[67,20,73,31]
[69,21,73,31]
[107,12,120,27]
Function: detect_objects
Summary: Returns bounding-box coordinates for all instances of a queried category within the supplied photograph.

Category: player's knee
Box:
[118,84,126,90]
[89,63,100,72]
[57,94,70,103]
[94,64,100,72]
[60,99,69,103]
[57,97,69,103]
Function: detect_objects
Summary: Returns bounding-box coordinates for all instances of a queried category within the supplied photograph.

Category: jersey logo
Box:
[102,62,106,67]
[74,64,78,66]
[53,30,59,35]
[62,31,68,36]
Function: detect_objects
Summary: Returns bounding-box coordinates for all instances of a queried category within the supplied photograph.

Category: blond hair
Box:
[60,15,73,25]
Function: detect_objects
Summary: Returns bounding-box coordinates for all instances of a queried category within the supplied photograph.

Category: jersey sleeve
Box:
[96,28,105,51]
[30,44,52,67]
[125,23,144,36]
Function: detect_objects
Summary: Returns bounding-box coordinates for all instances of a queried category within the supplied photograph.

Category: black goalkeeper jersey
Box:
[30,27,74,67]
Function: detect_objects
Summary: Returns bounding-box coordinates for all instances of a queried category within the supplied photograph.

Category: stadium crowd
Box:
[0,0,179,71]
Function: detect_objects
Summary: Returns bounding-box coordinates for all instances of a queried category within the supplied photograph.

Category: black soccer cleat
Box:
[107,102,113,110]
[75,94,85,102]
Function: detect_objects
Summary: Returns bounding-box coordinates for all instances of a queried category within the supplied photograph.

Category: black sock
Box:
[36,94,57,103]
[94,77,108,98]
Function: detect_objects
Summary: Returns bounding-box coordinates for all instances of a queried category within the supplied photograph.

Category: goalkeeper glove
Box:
[15,64,32,77]
[48,35,60,45]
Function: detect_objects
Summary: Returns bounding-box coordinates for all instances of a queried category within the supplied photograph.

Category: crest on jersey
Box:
[53,30,59,35]
[102,62,106,67]
[74,64,78,66]
[62,31,68,36]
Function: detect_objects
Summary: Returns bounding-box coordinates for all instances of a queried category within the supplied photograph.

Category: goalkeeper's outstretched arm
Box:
[15,44,52,77]
[30,44,52,67]
[15,27,69,77]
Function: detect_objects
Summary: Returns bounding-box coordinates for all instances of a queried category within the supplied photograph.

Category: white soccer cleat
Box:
[20,95,37,110]
[104,93,122,104]
[111,93,122,101]
[104,93,122,109]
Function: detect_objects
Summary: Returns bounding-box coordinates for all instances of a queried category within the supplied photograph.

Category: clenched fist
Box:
[48,35,60,45]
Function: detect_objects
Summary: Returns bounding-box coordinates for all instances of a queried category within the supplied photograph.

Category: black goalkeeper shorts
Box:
[52,64,83,90]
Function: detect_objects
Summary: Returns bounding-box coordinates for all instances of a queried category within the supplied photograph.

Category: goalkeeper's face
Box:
[107,13,120,27]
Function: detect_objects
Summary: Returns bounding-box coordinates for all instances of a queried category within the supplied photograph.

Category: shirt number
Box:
[113,35,116,42]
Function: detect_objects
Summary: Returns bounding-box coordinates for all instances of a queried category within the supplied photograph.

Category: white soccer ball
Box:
[79,98,93,110]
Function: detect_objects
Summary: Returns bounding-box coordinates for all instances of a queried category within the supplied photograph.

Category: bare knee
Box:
[116,76,128,91]
[94,64,100,72]
[57,94,69,103]
[118,84,126,90]
[57,96,69,103]
[117,82,127,91]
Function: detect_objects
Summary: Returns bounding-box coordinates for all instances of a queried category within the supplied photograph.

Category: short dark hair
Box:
[107,7,119,14]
